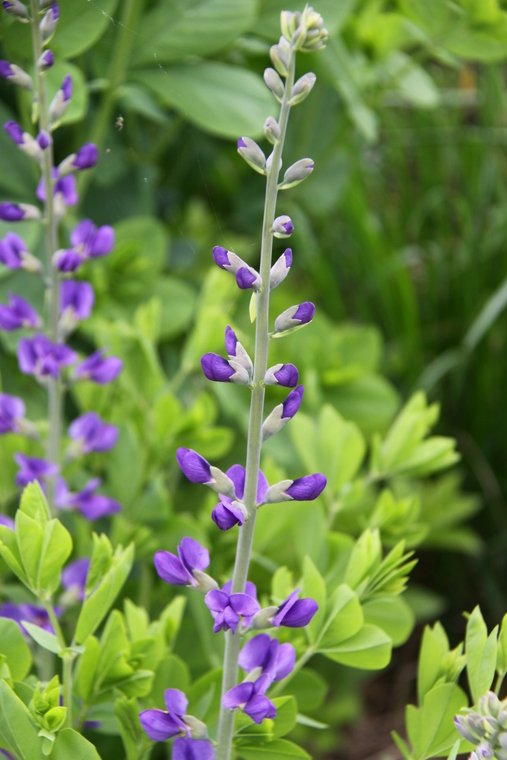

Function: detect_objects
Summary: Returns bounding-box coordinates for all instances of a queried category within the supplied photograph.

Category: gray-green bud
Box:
[289,72,316,105]
[237,136,266,175]
[263,67,284,101]
[279,158,314,190]
[280,11,299,41]
[264,116,280,145]
[270,44,288,77]
[2,0,29,21]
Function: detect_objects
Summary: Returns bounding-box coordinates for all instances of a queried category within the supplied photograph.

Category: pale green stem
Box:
[215,50,297,760]
[29,0,62,513]
[42,600,73,727]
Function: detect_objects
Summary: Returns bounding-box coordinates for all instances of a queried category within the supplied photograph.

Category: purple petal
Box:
[229,593,260,618]
[62,74,72,102]
[176,448,212,484]
[224,325,237,356]
[273,364,299,387]
[68,412,118,453]
[14,453,58,487]
[139,709,181,742]
[286,473,327,501]
[60,280,95,320]
[236,267,257,290]
[224,464,245,501]
[164,688,188,717]
[172,738,215,760]
[73,143,98,170]
[4,121,24,146]
[244,694,277,724]
[271,589,300,628]
[212,246,230,269]
[56,175,78,206]
[75,351,123,384]
[70,219,95,248]
[205,589,228,614]
[0,61,14,79]
[201,353,234,383]
[211,501,244,531]
[294,302,315,325]
[0,393,25,432]
[222,682,254,709]
[178,537,210,573]
[37,130,51,149]
[281,385,304,420]
[61,558,90,598]
[0,203,26,222]
[54,249,83,272]
[90,226,114,257]
[239,634,272,673]
[154,551,191,586]
[280,599,318,628]
[274,643,296,680]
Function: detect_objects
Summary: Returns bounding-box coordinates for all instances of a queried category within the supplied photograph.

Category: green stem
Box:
[215,50,297,760]
[30,0,62,513]
[42,599,73,726]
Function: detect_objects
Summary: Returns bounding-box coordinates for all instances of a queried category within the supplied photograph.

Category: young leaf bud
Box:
[264,116,280,145]
[263,67,284,101]
[289,72,316,105]
[237,136,266,175]
[272,215,294,238]
[279,158,314,189]
[2,0,29,21]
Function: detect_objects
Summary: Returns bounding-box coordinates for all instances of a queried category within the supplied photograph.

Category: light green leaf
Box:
[362,595,415,646]
[319,584,364,649]
[37,519,73,595]
[407,683,468,760]
[131,0,257,66]
[497,613,507,676]
[319,405,366,493]
[0,680,44,760]
[466,606,498,705]
[19,482,50,525]
[132,63,275,139]
[22,623,62,655]
[321,624,392,670]
[236,738,311,759]
[0,619,32,681]
[271,697,298,738]
[302,556,326,641]
[417,623,451,705]
[0,525,28,586]
[53,728,102,759]
[75,636,100,703]
[52,0,119,58]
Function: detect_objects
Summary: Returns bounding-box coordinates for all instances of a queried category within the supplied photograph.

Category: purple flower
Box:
[222,675,276,724]
[264,363,299,387]
[0,515,15,530]
[60,280,95,322]
[56,477,121,520]
[205,582,260,634]
[262,385,304,441]
[74,349,122,384]
[0,293,41,331]
[14,453,58,487]
[18,335,77,378]
[239,633,296,682]
[4,120,23,145]
[270,248,292,290]
[211,464,268,531]
[272,215,294,238]
[0,233,40,272]
[71,219,115,257]
[0,602,60,635]
[0,60,31,88]
[173,738,215,760]
[139,688,188,742]
[154,537,217,593]
[201,353,250,385]
[0,393,25,434]
[0,202,40,221]
[264,473,327,504]
[37,130,51,150]
[176,447,235,497]
[36,170,78,206]
[61,558,90,601]
[68,412,118,454]
[271,589,318,628]
[38,49,54,70]
[274,302,315,334]
[236,266,262,291]
[53,249,83,272]
[58,143,99,176]
[4,120,43,159]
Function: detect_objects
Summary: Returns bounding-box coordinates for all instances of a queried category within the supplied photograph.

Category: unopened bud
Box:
[48,74,72,124]
[270,44,288,78]
[272,215,293,238]
[270,248,292,289]
[209,466,236,498]
[263,67,284,101]
[38,49,54,71]
[279,158,314,190]
[291,25,307,51]
[192,570,219,594]
[0,61,32,90]
[264,116,280,144]
[289,72,316,105]
[40,3,59,43]
[249,606,278,630]
[265,151,282,175]
[280,11,298,41]
[237,136,266,175]
[1,0,29,21]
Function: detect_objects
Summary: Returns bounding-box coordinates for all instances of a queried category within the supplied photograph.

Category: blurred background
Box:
[2,0,507,757]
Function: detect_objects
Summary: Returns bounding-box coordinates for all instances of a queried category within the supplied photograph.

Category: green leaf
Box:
[15,511,44,591]
[417,623,451,705]
[37,519,73,595]
[319,584,364,649]
[406,683,468,760]
[75,636,100,703]
[22,623,62,655]
[0,680,44,760]
[19,482,50,525]
[321,624,392,670]
[236,738,311,759]
[362,595,415,646]
[124,599,149,641]
[287,670,328,713]
[271,697,298,738]
[0,525,28,586]
[302,556,326,641]
[115,696,149,760]
[318,405,366,493]
[133,63,275,140]
[0,619,32,681]
[52,728,102,759]
[466,606,498,705]
[76,543,135,643]
[497,613,507,675]
[52,0,119,58]
[131,0,257,66]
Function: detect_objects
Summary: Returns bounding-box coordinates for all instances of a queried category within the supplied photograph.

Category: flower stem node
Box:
[263,67,284,101]
[290,72,316,106]
[279,158,314,190]
[40,3,59,43]
[1,0,29,21]
[0,61,32,89]
[237,136,266,175]
[272,215,294,238]
[263,116,280,145]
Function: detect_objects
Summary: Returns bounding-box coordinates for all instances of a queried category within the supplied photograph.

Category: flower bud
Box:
[249,606,279,630]
[0,60,32,89]
[40,3,58,43]
[192,570,219,594]
[274,302,315,334]
[289,72,316,106]
[225,326,253,377]
[211,500,248,531]
[272,215,293,238]
[264,363,298,388]
[213,246,248,274]
[237,136,266,175]
[209,465,236,498]
[1,0,29,21]
[37,130,51,150]
[264,116,280,145]
[4,121,42,160]
[236,266,262,291]
[280,11,299,41]
[49,74,72,124]
[279,158,314,189]
[270,248,292,289]
[291,25,307,51]
[263,67,284,101]
[264,474,327,503]
[201,353,251,385]
[38,49,54,71]
[262,385,304,441]
[58,143,99,175]
[265,151,282,175]
[0,203,40,222]
[270,44,289,78]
